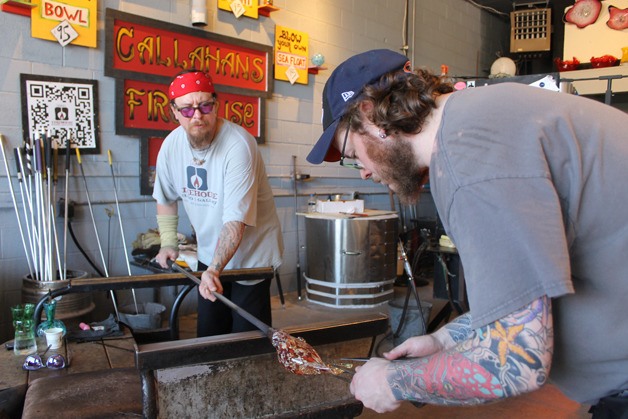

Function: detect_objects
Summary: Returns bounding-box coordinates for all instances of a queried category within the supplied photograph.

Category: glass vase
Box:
[36,299,67,338]
[11,304,37,356]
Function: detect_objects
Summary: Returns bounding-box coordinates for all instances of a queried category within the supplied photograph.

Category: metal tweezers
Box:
[329,358,426,408]
[325,358,369,382]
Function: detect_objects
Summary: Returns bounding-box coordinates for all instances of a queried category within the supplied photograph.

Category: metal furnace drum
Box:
[304,213,398,307]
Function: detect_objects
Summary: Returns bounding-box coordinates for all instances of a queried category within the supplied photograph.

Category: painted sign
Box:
[31,0,98,48]
[116,79,264,141]
[105,8,272,98]
[217,0,258,19]
[274,25,309,85]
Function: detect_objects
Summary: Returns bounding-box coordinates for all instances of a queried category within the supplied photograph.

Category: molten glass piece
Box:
[271,329,343,376]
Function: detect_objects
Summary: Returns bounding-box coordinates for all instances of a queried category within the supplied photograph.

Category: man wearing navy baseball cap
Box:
[306,49,411,165]
[307,49,628,418]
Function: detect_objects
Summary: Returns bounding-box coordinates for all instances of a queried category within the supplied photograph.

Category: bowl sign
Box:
[51,20,79,47]
[43,1,89,27]
[31,0,97,48]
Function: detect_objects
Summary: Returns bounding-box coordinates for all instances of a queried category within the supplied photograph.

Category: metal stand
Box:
[426,247,467,332]
[292,155,303,300]
[274,270,285,307]
[560,73,626,106]
[393,238,428,340]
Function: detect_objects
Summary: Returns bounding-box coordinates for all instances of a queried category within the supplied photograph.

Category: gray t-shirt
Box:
[431,83,628,404]
[153,119,283,280]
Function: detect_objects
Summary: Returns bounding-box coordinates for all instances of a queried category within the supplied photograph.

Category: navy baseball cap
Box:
[306,49,410,164]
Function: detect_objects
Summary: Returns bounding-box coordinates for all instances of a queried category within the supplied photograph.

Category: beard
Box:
[187,125,213,148]
[362,132,428,205]
[186,119,218,149]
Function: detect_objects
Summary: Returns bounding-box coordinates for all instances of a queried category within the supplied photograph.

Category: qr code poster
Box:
[20,74,100,154]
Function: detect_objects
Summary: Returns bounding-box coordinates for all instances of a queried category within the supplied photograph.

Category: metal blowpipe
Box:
[168,260,272,336]
[1,132,65,282]
[76,148,120,320]
[108,150,138,314]
[0,134,35,279]
[62,136,71,281]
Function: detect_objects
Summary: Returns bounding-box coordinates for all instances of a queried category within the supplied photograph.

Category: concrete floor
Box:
[179,277,591,419]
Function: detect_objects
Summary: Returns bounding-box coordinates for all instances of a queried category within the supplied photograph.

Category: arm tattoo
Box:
[442,313,473,344]
[209,221,245,272]
[388,296,553,406]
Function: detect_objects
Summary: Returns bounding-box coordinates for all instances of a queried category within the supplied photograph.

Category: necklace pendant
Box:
[188,140,211,166]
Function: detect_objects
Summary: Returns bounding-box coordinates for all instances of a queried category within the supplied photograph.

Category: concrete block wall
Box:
[0,0,506,342]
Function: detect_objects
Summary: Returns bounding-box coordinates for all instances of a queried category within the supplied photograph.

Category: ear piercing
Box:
[378,130,387,139]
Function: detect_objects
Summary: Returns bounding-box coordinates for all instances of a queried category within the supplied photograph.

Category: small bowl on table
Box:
[590,55,619,69]
[555,57,580,72]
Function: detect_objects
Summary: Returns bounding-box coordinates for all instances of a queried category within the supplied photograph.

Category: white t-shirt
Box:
[153,119,283,283]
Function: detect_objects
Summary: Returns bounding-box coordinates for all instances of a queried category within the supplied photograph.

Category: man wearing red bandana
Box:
[153,70,283,337]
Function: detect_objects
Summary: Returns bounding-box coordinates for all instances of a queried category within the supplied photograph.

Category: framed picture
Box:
[139,135,167,196]
[20,74,100,154]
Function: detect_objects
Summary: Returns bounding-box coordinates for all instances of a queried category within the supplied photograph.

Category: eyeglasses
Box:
[339,126,364,170]
[173,101,216,118]
[23,353,66,370]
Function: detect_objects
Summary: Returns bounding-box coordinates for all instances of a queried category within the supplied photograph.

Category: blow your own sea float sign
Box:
[274,25,309,85]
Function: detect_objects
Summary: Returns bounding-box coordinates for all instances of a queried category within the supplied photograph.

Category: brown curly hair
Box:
[342,68,454,136]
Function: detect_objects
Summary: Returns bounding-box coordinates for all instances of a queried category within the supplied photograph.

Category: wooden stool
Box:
[22,367,142,418]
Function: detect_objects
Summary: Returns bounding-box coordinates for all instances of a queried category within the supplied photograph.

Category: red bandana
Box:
[168,71,215,100]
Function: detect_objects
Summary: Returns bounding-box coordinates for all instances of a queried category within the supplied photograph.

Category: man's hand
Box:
[351,335,440,413]
[199,267,223,302]
[198,220,245,302]
[384,334,442,360]
[350,357,401,413]
[155,247,179,269]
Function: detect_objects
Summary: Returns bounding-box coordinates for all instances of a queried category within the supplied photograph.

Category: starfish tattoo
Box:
[490,322,535,366]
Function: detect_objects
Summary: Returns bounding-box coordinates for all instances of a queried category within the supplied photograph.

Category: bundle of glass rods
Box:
[1,132,64,282]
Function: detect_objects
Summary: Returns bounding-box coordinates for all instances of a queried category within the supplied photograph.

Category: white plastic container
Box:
[315,199,364,214]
